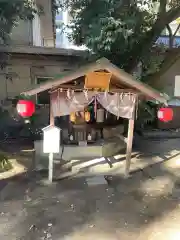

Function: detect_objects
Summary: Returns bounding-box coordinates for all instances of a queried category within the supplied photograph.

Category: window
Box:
[10,20,33,45]
[36,77,52,104]
[55,10,69,47]
[56,8,63,21]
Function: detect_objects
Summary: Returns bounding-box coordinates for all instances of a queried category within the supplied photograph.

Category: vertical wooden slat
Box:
[50,108,54,125]
[125,118,135,177]
[125,96,137,177]
[50,94,54,125]
[49,94,54,183]
[48,152,53,183]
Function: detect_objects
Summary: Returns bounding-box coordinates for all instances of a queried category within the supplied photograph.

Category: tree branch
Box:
[124,19,167,72]
[166,24,173,48]
[166,24,172,35]
[166,6,180,24]
[166,23,180,48]
[146,49,180,85]
[124,5,180,72]
[173,23,180,36]
[159,0,167,16]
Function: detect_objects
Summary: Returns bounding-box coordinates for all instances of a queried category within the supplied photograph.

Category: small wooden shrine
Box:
[22,58,167,176]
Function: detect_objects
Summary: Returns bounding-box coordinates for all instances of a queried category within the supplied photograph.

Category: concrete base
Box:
[34,137,126,170]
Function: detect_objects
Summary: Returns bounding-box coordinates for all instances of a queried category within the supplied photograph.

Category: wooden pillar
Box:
[125,118,135,177]
[50,95,54,125]
[49,95,54,183]
[125,97,137,177]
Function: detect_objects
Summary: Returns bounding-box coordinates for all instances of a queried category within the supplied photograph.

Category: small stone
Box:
[48,223,52,227]
[29,225,36,231]
[46,233,52,239]
[25,196,31,202]
[89,225,95,228]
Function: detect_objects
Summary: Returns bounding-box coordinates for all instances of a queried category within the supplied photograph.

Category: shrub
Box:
[0,153,12,172]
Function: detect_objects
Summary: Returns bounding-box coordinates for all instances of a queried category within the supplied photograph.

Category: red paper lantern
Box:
[17,100,35,118]
[157,107,173,122]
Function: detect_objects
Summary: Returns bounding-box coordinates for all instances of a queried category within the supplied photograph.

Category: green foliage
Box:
[58,0,180,80]
[136,101,158,130]
[0,0,37,67]
[0,0,37,43]
[0,153,12,173]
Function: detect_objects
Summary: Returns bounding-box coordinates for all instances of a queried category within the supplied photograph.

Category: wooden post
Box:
[49,97,54,183]
[125,118,135,177]
[125,97,137,178]
[48,152,53,183]
[50,104,54,126]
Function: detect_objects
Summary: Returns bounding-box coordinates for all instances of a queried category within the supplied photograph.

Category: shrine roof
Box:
[21,57,168,104]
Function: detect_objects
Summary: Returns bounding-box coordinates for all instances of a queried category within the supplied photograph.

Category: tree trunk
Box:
[124,21,167,72]
[124,6,180,73]
[146,49,180,85]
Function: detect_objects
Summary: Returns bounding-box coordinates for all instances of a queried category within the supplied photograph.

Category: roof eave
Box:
[21,57,168,104]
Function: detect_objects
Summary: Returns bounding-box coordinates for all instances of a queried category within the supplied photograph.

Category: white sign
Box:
[42,125,61,153]
[174,75,180,97]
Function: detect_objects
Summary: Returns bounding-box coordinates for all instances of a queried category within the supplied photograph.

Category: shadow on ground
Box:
[0,138,180,239]
[67,138,180,176]
[0,162,180,239]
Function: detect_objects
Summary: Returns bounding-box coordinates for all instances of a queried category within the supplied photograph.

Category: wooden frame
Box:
[49,89,137,177]
[21,57,168,181]
[22,58,168,104]
[50,84,141,95]
[125,118,135,177]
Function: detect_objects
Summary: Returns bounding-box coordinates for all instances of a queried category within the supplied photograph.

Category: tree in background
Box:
[58,0,180,82]
[0,0,37,67]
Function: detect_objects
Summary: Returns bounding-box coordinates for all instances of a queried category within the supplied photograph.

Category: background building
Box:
[0,0,86,102]
[10,0,55,47]
[157,18,180,47]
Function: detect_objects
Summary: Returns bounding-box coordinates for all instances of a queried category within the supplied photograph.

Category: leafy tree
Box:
[0,0,37,67]
[57,0,180,81]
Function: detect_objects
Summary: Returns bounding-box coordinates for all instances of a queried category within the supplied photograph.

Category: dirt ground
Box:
[1,139,180,239]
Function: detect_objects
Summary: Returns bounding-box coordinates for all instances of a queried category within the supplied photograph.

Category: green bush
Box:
[0,153,12,173]
[136,101,157,131]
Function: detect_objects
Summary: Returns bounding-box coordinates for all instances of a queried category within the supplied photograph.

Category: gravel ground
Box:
[1,139,180,239]
[0,166,180,240]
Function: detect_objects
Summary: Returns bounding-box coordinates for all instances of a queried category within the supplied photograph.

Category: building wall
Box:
[0,53,81,101]
[38,0,54,47]
[151,58,180,97]
[10,0,54,47]
[10,20,33,45]
[9,0,86,50]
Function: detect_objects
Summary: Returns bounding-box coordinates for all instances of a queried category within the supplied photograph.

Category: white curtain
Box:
[51,90,136,119]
